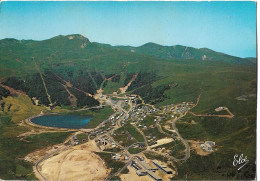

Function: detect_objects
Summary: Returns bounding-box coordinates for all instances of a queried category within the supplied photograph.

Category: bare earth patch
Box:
[188,140,212,156]
[0,83,28,96]
[37,140,109,181]
[62,84,77,108]
[150,138,174,148]
[189,107,234,119]
[119,73,138,94]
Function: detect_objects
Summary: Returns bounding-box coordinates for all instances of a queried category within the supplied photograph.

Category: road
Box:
[171,113,190,161]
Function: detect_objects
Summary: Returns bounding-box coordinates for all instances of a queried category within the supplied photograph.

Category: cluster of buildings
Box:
[95,136,117,148]
[175,103,192,114]
[130,156,173,181]
[111,153,129,161]
[72,134,87,145]
[146,134,159,145]
[160,102,193,115]
[129,142,146,149]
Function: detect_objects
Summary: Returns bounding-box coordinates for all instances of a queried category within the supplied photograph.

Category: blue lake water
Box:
[31,115,93,129]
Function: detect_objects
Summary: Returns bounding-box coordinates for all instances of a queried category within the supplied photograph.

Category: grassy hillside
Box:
[116,43,256,65]
[0,94,74,179]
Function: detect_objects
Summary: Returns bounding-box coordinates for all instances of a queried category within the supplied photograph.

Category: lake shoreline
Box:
[30,114,93,130]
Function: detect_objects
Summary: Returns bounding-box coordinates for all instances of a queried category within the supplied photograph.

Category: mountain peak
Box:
[66,34,89,41]
[141,42,161,47]
[51,34,90,42]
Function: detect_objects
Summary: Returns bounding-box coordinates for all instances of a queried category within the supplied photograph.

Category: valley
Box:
[0,34,256,180]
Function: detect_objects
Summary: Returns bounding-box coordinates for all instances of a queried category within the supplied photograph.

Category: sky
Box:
[0,1,257,58]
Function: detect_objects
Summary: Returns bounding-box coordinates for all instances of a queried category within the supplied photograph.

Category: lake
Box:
[31,115,93,129]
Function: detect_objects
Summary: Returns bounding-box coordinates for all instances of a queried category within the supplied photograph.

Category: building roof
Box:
[138,160,155,170]
[147,170,162,181]
[152,161,172,173]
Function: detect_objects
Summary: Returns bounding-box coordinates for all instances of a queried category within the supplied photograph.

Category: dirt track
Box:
[119,73,138,94]
[62,84,77,107]
[189,107,234,118]
[150,138,174,148]
[107,74,118,81]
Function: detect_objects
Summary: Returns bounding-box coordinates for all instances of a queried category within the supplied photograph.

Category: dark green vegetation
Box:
[110,176,121,181]
[133,84,170,104]
[0,86,10,100]
[144,127,166,142]
[175,152,256,180]
[2,71,99,107]
[111,74,120,83]
[125,72,157,91]
[103,147,122,153]
[68,87,99,107]
[0,34,256,179]
[76,133,88,143]
[128,147,146,154]
[140,115,155,127]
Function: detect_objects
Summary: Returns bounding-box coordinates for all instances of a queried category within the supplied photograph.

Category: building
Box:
[131,161,141,170]
[152,161,172,174]
[136,169,147,176]
[201,141,215,151]
[112,154,122,160]
[137,159,158,171]
[146,170,162,181]
[134,159,162,181]
[138,143,145,148]
[215,107,225,112]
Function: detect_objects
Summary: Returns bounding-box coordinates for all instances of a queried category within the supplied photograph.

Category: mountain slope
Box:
[0,34,166,77]
[116,43,256,65]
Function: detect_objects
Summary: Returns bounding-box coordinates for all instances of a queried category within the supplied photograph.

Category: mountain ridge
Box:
[0,34,256,67]
[116,43,256,64]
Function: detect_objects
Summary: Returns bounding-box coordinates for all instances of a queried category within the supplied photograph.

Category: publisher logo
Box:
[233,154,249,170]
